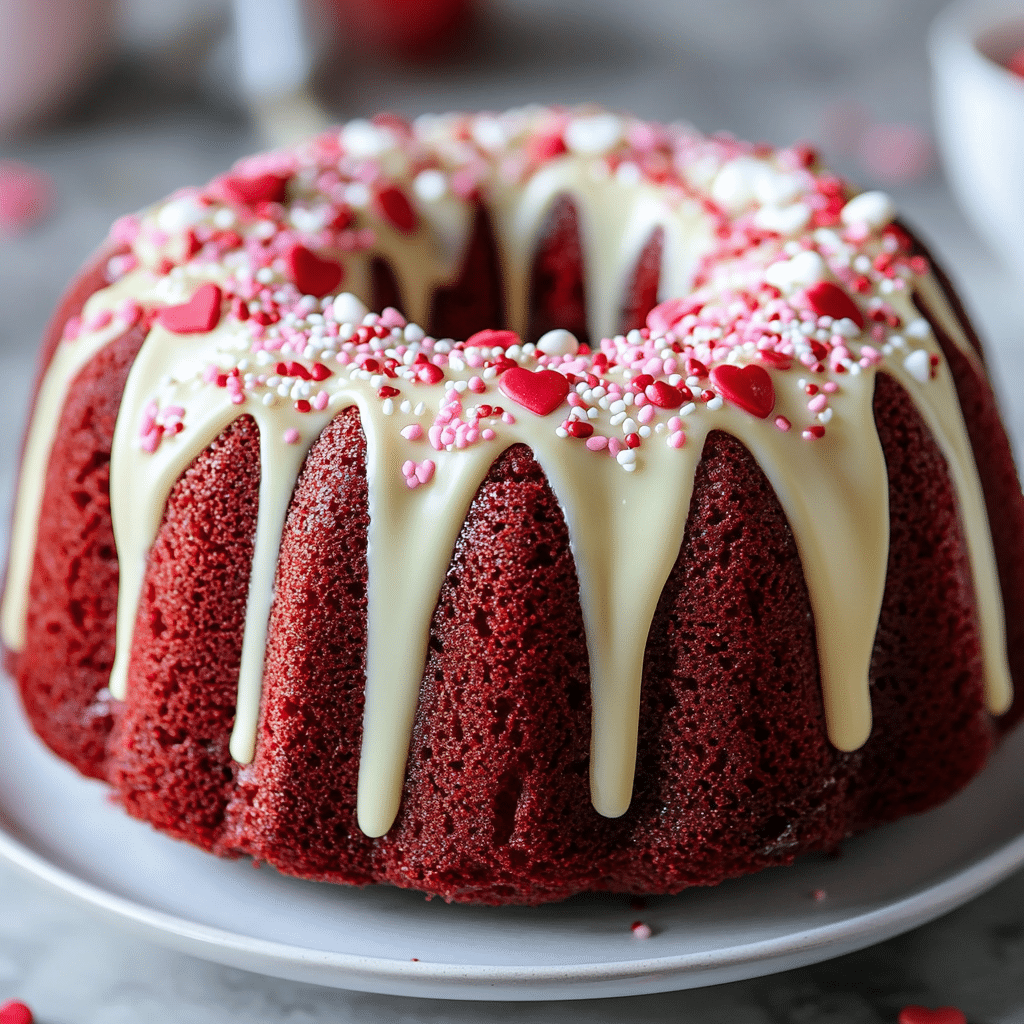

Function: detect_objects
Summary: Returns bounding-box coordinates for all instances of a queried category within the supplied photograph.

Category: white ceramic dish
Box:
[0,680,1022,1000]
[930,0,1024,279]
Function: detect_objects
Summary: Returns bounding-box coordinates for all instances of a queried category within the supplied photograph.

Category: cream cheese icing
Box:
[0,106,1012,839]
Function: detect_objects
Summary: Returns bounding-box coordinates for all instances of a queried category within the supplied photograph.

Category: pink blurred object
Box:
[0,0,114,136]
[857,123,935,185]
[0,160,54,235]
[326,0,475,55]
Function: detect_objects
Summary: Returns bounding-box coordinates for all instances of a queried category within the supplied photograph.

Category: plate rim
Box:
[1,790,1024,1000]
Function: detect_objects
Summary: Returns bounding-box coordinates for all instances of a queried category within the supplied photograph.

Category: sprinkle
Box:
[537,328,580,357]
[630,921,652,939]
[283,428,300,444]
[401,424,424,441]
[775,415,791,432]
[0,1000,33,1024]
[903,349,931,383]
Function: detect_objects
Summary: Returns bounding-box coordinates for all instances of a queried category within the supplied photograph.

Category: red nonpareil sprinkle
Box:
[222,172,290,205]
[330,205,355,231]
[802,424,826,440]
[294,399,312,412]
[285,243,344,297]
[378,385,400,398]
[278,361,312,380]
[804,281,865,329]
[361,357,380,373]
[157,283,223,334]
[499,367,570,417]
[466,328,520,349]
[566,419,594,438]
[528,131,567,163]
[374,184,418,233]
[416,363,445,385]
[625,432,641,448]
[897,1008,967,1024]
[0,1000,33,1024]
[310,362,332,381]
[685,357,708,378]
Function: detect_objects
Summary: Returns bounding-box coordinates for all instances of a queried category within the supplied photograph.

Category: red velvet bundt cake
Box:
[4,106,1024,906]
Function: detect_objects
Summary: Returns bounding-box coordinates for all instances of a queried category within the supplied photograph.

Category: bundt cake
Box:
[3,106,1024,906]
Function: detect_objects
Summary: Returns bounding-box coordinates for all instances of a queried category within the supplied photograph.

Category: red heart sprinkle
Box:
[757,349,793,370]
[0,1000,33,1024]
[374,184,418,233]
[804,281,864,329]
[466,328,520,349]
[286,244,344,297]
[898,1008,967,1024]
[709,363,776,419]
[157,283,222,334]
[646,380,686,409]
[222,172,289,206]
[499,367,570,417]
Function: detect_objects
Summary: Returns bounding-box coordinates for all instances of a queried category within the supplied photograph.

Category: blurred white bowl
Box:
[931,0,1024,276]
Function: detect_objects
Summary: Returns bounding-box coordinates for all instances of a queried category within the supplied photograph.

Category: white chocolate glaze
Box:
[1,107,1014,838]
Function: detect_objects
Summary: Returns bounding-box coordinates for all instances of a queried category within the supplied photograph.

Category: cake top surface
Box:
[1,106,1012,837]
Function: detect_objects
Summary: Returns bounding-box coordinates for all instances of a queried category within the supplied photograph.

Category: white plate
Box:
[0,679,1022,1001]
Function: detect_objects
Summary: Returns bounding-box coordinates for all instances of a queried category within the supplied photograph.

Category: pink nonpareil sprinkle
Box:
[401,423,424,441]
[630,921,653,939]
[283,427,300,444]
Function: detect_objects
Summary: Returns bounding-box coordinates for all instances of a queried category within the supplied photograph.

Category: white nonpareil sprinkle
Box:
[711,157,762,213]
[841,190,896,231]
[905,318,931,339]
[537,328,580,357]
[156,196,208,233]
[333,293,369,325]
[413,169,447,203]
[565,112,623,156]
[341,119,394,158]
[753,203,811,236]
[289,206,329,233]
[903,349,931,383]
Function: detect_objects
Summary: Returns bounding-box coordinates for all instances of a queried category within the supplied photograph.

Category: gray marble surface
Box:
[1,0,1024,1018]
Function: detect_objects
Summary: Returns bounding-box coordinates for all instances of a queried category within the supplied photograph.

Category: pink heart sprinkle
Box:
[157,283,222,334]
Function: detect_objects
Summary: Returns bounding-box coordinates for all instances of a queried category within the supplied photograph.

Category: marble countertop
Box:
[2,0,1024,1018]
